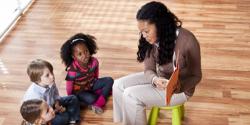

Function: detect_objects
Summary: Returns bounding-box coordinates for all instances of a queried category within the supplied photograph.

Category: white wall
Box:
[0,0,33,42]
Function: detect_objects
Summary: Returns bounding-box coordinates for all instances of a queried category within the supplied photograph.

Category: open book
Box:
[165,52,180,105]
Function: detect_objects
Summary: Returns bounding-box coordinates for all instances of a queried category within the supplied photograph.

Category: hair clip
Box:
[71,38,85,44]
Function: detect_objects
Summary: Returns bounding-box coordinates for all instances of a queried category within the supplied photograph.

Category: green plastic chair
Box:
[148,104,184,125]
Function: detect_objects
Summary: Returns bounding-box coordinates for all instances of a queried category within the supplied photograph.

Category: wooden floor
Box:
[0,0,250,125]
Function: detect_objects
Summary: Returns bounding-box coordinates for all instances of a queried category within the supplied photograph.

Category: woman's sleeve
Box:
[143,47,158,83]
[180,36,202,90]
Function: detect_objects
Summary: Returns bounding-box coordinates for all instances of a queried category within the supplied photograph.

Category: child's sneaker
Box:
[89,105,103,114]
[68,120,80,125]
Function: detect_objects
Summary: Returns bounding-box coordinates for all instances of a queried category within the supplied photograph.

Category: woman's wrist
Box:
[152,76,158,87]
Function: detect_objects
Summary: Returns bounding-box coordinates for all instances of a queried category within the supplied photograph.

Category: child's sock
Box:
[93,95,106,108]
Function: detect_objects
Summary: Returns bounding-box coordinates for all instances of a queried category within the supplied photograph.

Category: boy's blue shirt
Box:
[23,82,60,106]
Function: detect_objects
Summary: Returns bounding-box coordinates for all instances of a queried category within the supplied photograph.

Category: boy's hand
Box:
[58,106,66,113]
[54,101,66,113]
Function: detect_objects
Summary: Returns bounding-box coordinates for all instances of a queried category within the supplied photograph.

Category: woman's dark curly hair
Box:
[60,33,98,70]
[136,1,182,65]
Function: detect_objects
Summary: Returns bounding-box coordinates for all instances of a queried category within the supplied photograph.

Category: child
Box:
[60,33,113,114]
[20,99,55,125]
[23,59,80,125]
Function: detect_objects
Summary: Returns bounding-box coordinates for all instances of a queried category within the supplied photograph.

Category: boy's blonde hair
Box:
[27,59,53,83]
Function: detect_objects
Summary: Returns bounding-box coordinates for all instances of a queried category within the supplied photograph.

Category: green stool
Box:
[148,104,184,125]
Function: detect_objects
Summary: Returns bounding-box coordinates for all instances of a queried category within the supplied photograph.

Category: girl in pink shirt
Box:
[60,33,113,114]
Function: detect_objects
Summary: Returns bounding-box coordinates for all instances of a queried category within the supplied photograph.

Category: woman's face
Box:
[73,43,90,66]
[137,20,157,44]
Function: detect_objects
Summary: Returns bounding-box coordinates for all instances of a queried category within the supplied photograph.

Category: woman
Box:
[113,1,202,125]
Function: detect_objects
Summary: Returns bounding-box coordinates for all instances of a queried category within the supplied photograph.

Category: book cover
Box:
[165,51,180,105]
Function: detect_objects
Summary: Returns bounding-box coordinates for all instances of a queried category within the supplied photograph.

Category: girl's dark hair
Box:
[60,33,98,70]
[136,1,182,65]
[20,99,43,125]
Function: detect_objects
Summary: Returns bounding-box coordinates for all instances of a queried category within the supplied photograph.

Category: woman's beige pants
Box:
[113,72,189,125]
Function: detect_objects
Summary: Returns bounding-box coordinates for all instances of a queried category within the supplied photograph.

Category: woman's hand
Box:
[153,77,169,90]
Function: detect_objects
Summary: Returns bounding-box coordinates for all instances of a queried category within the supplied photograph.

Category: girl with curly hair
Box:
[60,33,113,114]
